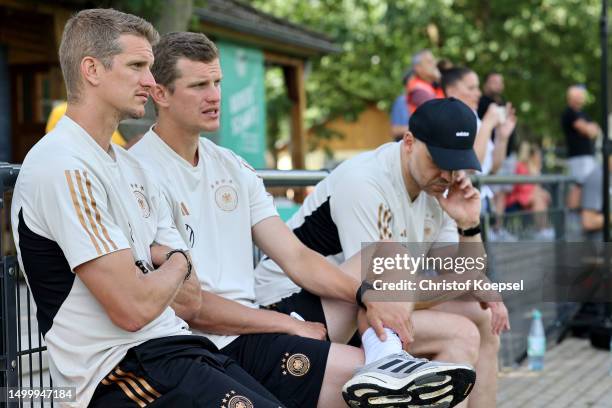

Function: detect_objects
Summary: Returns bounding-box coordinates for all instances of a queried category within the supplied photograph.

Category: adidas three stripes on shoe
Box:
[342,351,476,407]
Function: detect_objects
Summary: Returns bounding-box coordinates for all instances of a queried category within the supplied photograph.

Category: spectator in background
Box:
[442,67,519,242]
[478,72,518,223]
[562,85,601,209]
[390,70,411,141]
[441,67,516,177]
[581,158,612,241]
[406,50,444,114]
[478,72,517,155]
[505,143,554,240]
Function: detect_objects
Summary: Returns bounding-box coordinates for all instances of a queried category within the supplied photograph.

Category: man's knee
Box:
[453,320,480,365]
[472,307,501,351]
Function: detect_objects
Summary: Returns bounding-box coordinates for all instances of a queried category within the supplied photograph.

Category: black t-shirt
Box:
[477,94,516,156]
[562,106,595,157]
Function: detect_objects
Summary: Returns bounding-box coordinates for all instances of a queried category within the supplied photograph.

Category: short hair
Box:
[59,9,159,103]
[152,32,219,92]
[440,66,474,93]
[411,49,432,69]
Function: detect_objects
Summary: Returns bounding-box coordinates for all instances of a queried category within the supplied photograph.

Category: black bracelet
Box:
[355,281,375,309]
[458,224,481,237]
[166,249,192,281]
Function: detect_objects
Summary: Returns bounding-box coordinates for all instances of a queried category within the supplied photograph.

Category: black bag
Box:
[590,324,612,350]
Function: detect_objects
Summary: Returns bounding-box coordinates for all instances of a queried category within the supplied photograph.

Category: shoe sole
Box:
[342,366,476,407]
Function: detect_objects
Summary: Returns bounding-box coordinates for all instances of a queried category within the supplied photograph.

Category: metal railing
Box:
[0,164,580,404]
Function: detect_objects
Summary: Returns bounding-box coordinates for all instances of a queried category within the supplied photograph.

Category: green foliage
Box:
[250,0,609,145]
[107,0,163,22]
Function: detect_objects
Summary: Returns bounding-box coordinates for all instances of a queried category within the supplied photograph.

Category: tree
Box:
[250,0,609,148]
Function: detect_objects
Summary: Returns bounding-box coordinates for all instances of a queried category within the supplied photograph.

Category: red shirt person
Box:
[406,50,445,114]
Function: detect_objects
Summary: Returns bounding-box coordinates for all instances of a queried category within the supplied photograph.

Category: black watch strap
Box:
[166,249,192,281]
[458,224,481,237]
[356,281,375,309]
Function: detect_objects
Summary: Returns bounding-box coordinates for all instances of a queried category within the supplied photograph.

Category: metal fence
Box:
[0,164,578,405]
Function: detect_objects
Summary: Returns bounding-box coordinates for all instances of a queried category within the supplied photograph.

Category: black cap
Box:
[408,97,481,171]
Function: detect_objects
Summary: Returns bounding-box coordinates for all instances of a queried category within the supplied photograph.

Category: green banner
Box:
[214,40,266,168]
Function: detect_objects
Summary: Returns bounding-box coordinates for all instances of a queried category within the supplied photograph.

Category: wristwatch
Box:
[355,281,375,309]
[166,249,192,281]
[457,224,481,237]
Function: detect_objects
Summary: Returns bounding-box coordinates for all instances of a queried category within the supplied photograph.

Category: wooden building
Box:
[0,0,339,166]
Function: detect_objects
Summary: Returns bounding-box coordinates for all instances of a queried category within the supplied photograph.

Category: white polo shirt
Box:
[130,130,278,349]
[255,142,459,306]
[11,117,190,407]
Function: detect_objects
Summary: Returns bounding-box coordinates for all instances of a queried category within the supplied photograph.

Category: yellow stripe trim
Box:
[106,374,148,407]
[84,171,118,250]
[75,170,110,253]
[115,368,162,398]
[65,170,102,255]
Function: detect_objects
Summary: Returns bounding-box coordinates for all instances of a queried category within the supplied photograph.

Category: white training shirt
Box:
[130,129,278,349]
[255,141,459,306]
[11,117,190,407]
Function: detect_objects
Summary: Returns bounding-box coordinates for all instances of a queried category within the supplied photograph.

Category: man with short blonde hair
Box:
[59,8,159,103]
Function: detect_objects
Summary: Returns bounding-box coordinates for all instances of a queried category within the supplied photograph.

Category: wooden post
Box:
[263,52,309,201]
[283,62,306,170]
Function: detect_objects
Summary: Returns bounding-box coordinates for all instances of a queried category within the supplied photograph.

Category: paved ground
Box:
[497,337,612,408]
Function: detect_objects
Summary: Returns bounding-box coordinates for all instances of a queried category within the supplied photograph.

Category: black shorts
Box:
[266,289,327,328]
[221,332,331,408]
[269,289,362,347]
[89,335,284,408]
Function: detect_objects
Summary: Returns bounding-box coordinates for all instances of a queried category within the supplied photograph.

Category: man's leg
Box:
[271,245,477,407]
[90,336,284,408]
[407,310,481,408]
[220,332,339,408]
[318,343,365,407]
[408,310,480,365]
[432,301,500,408]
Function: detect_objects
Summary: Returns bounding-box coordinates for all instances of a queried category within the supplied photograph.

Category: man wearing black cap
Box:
[256,98,510,408]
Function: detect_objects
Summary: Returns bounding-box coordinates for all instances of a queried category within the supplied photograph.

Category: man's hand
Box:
[364,301,415,345]
[482,103,502,127]
[480,301,511,335]
[170,270,202,321]
[437,172,481,229]
[495,102,517,141]
[150,244,169,267]
[287,319,327,340]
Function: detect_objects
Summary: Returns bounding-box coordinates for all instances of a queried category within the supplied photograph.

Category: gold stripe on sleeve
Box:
[64,170,102,255]
[180,202,190,216]
[84,171,118,250]
[74,170,110,253]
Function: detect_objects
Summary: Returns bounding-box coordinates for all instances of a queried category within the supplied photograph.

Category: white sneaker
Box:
[342,351,476,407]
[488,228,518,242]
[533,227,555,241]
